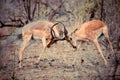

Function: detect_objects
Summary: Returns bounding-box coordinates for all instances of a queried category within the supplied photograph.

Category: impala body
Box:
[67,20,114,64]
[18,20,68,67]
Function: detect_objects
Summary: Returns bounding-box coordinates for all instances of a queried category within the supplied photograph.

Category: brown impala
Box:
[65,20,114,65]
[18,20,76,67]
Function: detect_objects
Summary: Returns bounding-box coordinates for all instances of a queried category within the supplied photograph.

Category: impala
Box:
[66,20,114,64]
[18,20,75,67]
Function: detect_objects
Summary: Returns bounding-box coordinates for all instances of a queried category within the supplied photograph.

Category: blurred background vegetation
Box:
[0,0,120,80]
[0,0,119,49]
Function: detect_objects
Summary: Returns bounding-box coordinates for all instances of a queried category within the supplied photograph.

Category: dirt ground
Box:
[0,28,120,80]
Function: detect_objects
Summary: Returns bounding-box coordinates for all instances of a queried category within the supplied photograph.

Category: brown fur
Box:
[68,20,114,64]
[19,20,62,67]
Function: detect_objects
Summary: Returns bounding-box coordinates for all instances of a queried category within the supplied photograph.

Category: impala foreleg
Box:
[36,38,47,63]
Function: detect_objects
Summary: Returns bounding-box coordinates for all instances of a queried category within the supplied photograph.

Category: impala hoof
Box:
[73,46,77,49]
[47,45,51,48]
[34,61,39,65]
[104,60,107,65]
[18,60,23,68]
[18,64,23,68]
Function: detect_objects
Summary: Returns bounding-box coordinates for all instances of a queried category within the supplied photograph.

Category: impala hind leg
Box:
[93,39,107,65]
[19,34,32,67]
[103,26,114,53]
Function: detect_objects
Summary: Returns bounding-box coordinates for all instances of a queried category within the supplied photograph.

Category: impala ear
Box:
[70,28,77,36]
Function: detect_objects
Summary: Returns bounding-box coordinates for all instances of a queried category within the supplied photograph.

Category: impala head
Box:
[68,28,78,40]
[46,21,69,47]
[48,21,77,49]
[65,28,78,49]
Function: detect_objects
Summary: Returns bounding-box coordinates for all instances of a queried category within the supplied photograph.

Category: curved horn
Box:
[50,21,68,40]
[49,22,61,39]
[54,21,68,36]
[50,21,76,48]
[49,26,56,39]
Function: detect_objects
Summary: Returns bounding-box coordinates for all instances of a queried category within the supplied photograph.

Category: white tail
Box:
[18,20,68,67]
[66,20,114,64]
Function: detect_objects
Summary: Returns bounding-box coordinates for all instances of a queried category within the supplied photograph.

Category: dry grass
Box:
[0,23,119,80]
[0,20,119,80]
